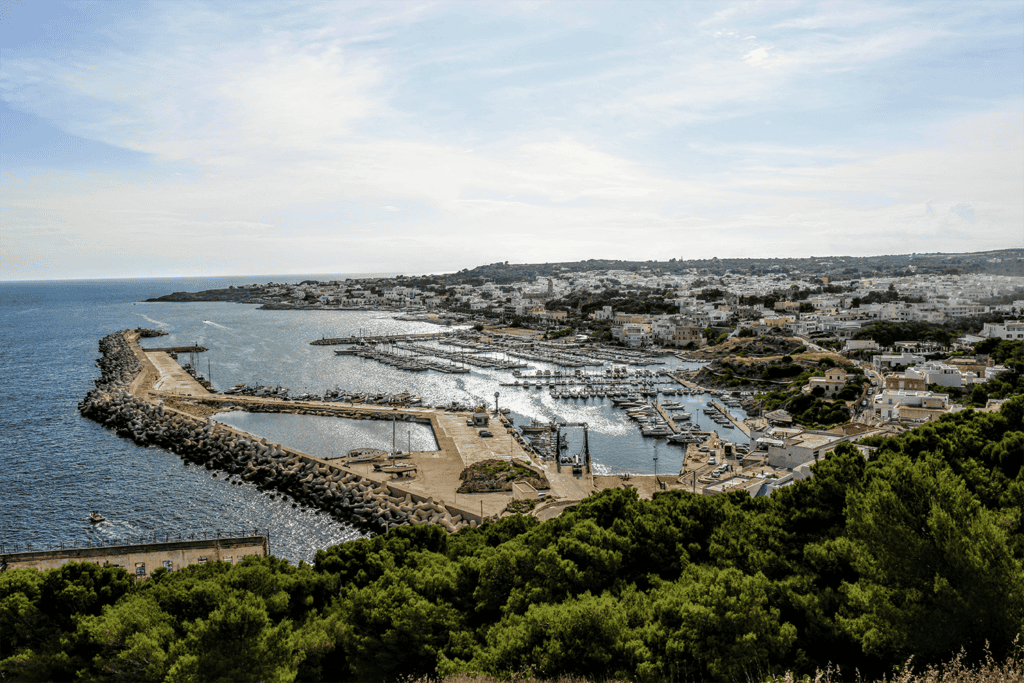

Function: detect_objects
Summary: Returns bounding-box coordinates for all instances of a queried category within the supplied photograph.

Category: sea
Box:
[0,275,744,565]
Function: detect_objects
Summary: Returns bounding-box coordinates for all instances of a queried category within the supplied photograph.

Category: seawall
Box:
[78,330,480,535]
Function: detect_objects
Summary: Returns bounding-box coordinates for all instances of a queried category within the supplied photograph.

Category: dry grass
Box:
[764,640,1022,683]
[407,640,1023,683]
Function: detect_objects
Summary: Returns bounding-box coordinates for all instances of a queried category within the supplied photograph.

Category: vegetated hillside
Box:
[687,338,863,426]
[2,395,1021,682]
[451,249,1024,283]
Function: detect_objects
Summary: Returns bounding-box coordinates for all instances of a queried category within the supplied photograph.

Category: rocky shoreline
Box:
[78,330,478,535]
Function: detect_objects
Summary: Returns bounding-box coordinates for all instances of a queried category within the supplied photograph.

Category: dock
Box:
[310,332,456,346]
[710,400,752,438]
[653,402,681,434]
[144,352,211,396]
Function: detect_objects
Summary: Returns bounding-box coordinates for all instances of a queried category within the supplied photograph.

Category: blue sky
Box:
[2,1,1022,280]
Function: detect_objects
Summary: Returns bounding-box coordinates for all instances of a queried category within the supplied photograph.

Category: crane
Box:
[554,422,590,476]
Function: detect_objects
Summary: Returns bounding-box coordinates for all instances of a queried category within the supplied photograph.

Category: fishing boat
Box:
[374,462,417,476]
[345,448,389,463]
[520,419,550,434]
[89,511,105,523]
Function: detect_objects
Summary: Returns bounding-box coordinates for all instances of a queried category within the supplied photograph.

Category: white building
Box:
[766,430,847,470]
[873,352,926,371]
[612,322,653,347]
[843,339,880,353]
[873,390,951,421]
[912,361,962,388]
[980,320,1024,340]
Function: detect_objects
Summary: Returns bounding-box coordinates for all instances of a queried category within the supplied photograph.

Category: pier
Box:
[652,402,681,434]
[311,332,456,346]
[143,345,208,354]
[710,400,753,438]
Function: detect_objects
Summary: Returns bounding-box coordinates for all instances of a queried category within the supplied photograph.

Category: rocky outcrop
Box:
[457,459,550,494]
[135,328,169,338]
[78,330,475,535]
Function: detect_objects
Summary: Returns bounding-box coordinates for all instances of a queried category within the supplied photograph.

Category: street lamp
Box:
[653,453,659,487]
[494,391,500,415]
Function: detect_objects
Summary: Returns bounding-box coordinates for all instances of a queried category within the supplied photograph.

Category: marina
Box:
[0,278,756,565]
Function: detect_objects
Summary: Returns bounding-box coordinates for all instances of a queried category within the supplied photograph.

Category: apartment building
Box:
[981,320,1024,340]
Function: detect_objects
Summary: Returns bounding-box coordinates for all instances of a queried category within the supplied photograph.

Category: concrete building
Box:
[873,352,926,371]
[884,370,927,392]
[808,367,849,397]
[873,390,951,421]
[538,310,568,323]
[612,322,653,347]
[766,430,847,470]
[1,534,268,578]
[843,339,880,353]
[670,321,704,348]
[912,361,963,388]
[981,320,1024,340]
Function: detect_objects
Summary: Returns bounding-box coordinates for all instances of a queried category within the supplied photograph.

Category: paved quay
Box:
[145,352,210,396]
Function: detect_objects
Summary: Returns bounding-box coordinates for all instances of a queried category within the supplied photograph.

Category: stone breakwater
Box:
[78,330,477,535]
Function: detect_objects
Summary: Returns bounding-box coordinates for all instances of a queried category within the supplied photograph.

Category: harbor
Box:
[47,293,782,553]
[118,318,765,519]
[113,333,599,525]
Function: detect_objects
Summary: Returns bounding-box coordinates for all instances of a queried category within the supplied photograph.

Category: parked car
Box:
[479,430,493,438]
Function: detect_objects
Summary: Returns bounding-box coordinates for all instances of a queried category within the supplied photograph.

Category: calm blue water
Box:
[0,276,740,563]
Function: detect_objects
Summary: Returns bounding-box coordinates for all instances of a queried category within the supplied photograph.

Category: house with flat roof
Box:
[884,370,927,392]
[873,390,951,421]
[873,352,925,371]
[981,320,1024,340]
[766,431,847,470]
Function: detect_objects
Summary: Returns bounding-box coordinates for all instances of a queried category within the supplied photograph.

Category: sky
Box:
[1,1,1022,280]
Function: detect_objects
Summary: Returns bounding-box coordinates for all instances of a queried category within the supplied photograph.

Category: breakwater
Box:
[78,330,478,535]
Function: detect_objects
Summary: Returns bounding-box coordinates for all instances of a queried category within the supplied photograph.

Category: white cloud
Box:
[1,1,1021,279]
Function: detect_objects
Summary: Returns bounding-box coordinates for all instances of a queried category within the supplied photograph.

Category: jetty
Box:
[311,332,455,346]
[652,402,681,434]
[710,400,753,438]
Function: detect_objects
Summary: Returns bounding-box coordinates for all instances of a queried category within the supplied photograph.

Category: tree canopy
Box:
[3,397,1022,682]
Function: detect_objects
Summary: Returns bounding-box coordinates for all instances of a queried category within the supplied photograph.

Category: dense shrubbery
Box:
[3,397,1022,682]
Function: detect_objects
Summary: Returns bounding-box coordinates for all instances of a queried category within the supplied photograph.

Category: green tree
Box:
[164,593,297,682]
[838,453,1024,664]
[75,594,176,682]
[636,566,797,681]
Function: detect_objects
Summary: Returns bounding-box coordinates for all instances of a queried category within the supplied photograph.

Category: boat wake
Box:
[137,313,168,327]
[203,320,230,329]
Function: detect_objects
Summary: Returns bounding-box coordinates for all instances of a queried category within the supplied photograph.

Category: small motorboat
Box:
[89,511,105,524]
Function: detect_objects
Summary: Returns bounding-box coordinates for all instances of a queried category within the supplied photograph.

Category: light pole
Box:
[653,453,659,488]
[494,391,500,415]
